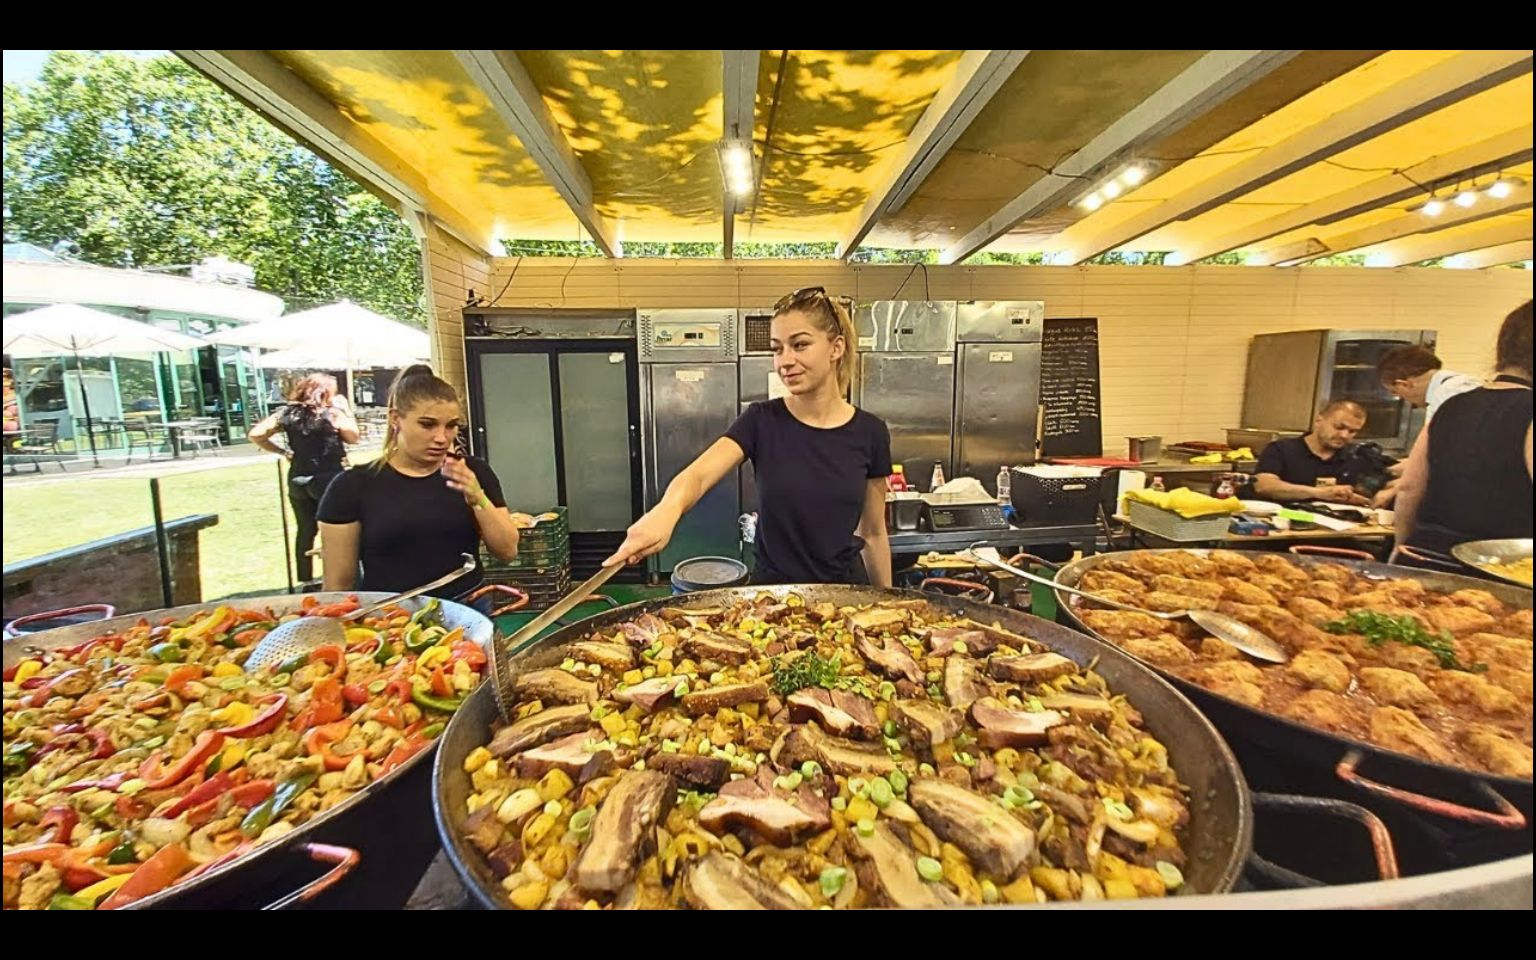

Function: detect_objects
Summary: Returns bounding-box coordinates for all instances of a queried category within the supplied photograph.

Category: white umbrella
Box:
[4,303,208,465]
[251,344,428,371]
[213,301,428,400]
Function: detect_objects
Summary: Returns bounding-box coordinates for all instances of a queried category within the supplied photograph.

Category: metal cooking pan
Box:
[1053,548,1534,836]
[2,592,492,909]
[433,583,1269,908]
[1451,539,1534,590]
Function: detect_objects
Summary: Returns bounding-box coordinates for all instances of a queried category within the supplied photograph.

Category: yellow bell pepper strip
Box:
[184,606,236,641]
[99,843,193,910]
[74,873,133,904]
[217,694,288,738]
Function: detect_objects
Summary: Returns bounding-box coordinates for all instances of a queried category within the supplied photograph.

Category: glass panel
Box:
[480,353,558,511]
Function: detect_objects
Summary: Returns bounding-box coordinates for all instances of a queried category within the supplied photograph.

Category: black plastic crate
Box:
[483,564,572,612]
[1011,468,1103,524]
[492,507,571,570]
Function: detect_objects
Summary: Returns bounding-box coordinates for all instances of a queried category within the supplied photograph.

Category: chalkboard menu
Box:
[1040,317,1102,457]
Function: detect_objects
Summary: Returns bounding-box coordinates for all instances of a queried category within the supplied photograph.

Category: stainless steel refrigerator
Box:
[736,306,778,517]
[637,308,741,575]
[1241,329,1436,454]
[954,300,1044,495]
[853,301,957,490]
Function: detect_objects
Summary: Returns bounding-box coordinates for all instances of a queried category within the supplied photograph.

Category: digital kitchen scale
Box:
[924,503,1009,531]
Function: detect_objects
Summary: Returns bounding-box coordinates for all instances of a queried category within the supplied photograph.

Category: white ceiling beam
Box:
[1265,182,1534,266]
[1173,125,1534,264]
[1443,240,1533,269]
[177,50,496,257]
[722,50,761,260]
[1059,49,1534,264]
[1360,218,1534,267]
[938,50,1302,265]
[454,50,620,258]
[836,50,1029,258]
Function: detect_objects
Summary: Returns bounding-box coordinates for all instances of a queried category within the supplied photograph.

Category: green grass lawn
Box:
[3,462,295,601]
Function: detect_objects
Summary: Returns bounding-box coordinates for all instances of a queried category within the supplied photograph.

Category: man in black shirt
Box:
[1253,399,1372,504]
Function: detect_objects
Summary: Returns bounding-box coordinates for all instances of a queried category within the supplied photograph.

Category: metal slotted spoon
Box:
[245,554,477,673]
[964,544,1290,664]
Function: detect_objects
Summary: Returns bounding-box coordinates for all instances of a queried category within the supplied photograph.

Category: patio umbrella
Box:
[3,303,208,465]
[212,301,429,401]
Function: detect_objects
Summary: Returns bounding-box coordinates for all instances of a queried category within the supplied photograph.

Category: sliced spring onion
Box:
[916,856,944,882]
[1156,861,1184,890]
[819,867,848,897]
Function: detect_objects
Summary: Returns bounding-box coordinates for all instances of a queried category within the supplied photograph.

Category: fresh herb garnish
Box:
[1323,610,1486,673]
[769,650,845,696]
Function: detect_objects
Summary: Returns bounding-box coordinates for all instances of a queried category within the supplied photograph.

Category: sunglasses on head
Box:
[774,286,854,312]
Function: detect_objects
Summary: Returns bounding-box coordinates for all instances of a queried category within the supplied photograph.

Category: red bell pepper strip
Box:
[301,595,320,611]
[236,608,273,623]
[87,727,117,760]
[309,644,345,680]
[61,771,130,794]
[26,668,88,708]
[3,843,70,864]
[385,678,413,703]
[304,720,357,771]
[310,597,360,618]
[290,677,344,731]
[99,843,193,910]
[342,682,370,706]
[229,779,275,809]
[231,628,268,647]
[449,639,487,670]
[430,665,453,697]
[373,704,404,728]
[138,731,225,790]
[56,634,125,660]
[348,635,383,656]
[379,721,433,775]
[178,839,256,885]
[164,664,205,696]
[39,806,78,842]
[164,771,234,818]
[116,794,151,820]
[51,722,86,736]
[218,694,288,738]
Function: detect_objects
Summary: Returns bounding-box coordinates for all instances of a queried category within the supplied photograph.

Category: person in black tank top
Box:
[248,374,360,583]
[1396,300,1534,556]
[606,288,894,587]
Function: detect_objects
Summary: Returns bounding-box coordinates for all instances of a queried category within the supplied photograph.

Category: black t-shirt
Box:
[316,456,507,598]
[1411,386,1534,553]
[278,405,346,480]
[1255,435,1369,494]
[726,400,892,584]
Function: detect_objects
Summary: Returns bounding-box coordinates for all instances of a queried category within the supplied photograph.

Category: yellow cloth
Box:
[1225,447,1255,461]
[1125,487,1246,518]
[1188,453,1224,464]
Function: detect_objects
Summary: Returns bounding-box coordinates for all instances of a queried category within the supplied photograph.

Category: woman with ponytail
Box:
[317,364,519,598]
[248,373,358,584]
[606,287,893,586]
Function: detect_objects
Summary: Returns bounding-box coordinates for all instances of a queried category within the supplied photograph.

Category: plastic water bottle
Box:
[996,466,1012,507]
[930,462,946,490]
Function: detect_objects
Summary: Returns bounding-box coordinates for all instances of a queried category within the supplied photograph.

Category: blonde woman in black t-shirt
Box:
[317,365,520,598]
[606,288,893,586]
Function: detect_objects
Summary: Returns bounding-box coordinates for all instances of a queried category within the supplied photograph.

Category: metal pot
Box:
[433,583,1269,907]
[1053,548,1534,844]
[2,591,491,909]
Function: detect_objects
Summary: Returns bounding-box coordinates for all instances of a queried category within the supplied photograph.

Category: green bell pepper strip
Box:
[239,771,317,838]
[410,688,464,714]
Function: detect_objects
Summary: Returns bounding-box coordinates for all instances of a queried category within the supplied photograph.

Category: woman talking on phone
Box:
[606,287,893,586]
[318,364,519,599]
